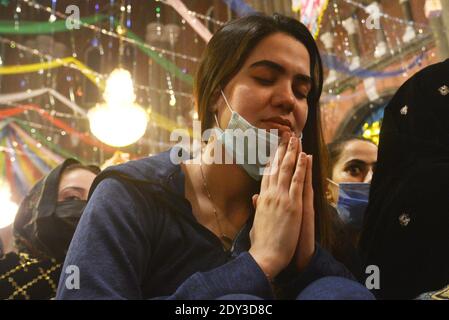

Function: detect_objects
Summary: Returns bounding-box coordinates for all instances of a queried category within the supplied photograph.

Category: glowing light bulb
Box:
[88,68,148,147]
[0,183,18,229]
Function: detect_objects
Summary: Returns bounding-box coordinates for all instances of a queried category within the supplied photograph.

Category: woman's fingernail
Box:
[289,136,296,147]
[300,152,306,159]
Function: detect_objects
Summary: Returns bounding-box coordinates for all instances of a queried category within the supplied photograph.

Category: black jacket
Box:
[359,59,449,299]
[56,148,354,299]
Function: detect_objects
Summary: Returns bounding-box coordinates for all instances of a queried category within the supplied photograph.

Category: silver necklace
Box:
[199,161,233,251]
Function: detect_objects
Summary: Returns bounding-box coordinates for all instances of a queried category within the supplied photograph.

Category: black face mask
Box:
[55,200,87,225]
[36,200,87,260]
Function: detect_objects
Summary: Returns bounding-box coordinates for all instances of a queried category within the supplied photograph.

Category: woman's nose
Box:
[272,82,295,113]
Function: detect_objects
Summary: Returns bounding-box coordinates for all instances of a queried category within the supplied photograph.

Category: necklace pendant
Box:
[220,236,233,252]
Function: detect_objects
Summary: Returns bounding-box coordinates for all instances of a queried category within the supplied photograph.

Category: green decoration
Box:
[125,29,193,86]
[0,14,194,85]
[0,15,107,34]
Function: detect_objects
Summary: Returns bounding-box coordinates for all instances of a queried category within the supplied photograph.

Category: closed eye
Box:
[254,77,275,85]
[294,90,307,99]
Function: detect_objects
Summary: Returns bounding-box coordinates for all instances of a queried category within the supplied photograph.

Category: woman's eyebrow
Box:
[250,60,285,73]
[344,159,377,166]
[249,60,312,84]
[60,186,85,193]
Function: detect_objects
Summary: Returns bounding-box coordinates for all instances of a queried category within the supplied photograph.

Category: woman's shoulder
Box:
[105,149,180,182]
[88,148,188,217]
[90,149,184,195]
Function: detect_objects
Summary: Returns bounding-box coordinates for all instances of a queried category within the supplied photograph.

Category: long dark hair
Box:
[194,13,334,252]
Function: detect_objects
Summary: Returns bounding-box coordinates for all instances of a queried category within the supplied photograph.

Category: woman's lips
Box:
[261,120,293,135]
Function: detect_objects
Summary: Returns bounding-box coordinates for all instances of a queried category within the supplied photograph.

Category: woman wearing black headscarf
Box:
[359,59,449,300]
[0,159,100,300]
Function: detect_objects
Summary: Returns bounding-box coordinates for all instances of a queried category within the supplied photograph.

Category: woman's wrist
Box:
[248,249,280,281]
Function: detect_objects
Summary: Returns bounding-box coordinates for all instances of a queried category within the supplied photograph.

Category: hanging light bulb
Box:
[0,182,18,229]
[49,14,57,23]
[88,68,148,147]
[169,96,177,106]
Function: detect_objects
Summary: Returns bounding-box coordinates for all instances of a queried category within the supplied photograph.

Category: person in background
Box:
[324,136,377,279]
[327,137,378,234]
[0,159,100,299]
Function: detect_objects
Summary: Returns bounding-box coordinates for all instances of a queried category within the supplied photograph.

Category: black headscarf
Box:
[359,59,449,299]
[13,159,99,261]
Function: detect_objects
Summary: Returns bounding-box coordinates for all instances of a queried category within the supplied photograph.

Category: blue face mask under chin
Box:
[213,90,302,181]
[328,179,371,229]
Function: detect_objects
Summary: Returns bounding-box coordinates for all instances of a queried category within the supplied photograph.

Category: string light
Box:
[166,73,176,107]
[343,0,429,29]
[49,0,57,23]
[331,0,351,64]
[48,14,57,23]
[126,2,131,28]
[0,37,193,100]
[187,10,225,26]
[109,0,115,32]
[157,0,225,26]
[19,0,200,63]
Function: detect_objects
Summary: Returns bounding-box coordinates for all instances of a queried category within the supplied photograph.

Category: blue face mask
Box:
[214,90,299,181]
[329,180,370,229]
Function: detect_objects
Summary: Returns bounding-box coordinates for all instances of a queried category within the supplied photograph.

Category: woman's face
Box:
[58,168,97,202]
[216,32,311,137]
[328,140,378,204]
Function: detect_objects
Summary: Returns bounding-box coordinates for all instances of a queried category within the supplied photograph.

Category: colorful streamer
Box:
[0,57,103,88]
[1,12,196,86]
[0,15,108,34]
[5,137,30,197]
[8,136,41,185]
[0,105,116,152]
[10,122,64,165]
[9,128,52,174]
[292,0,329,38]
[162,0,213,43]
[14,120,87,162]
[0,88,193,137]
[0,88,87,116]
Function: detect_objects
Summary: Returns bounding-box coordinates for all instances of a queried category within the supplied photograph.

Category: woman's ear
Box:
[325,188,333,203]
[326,180,338,206]
[209,88,221,113]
